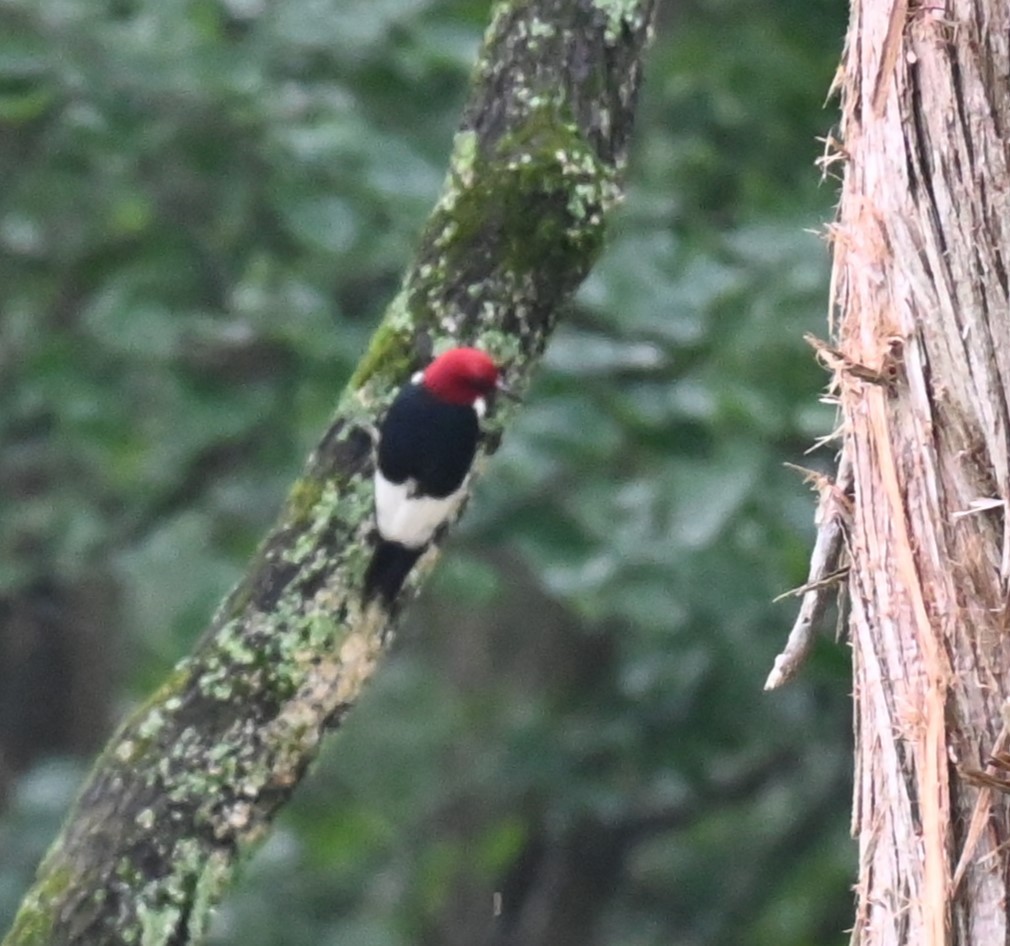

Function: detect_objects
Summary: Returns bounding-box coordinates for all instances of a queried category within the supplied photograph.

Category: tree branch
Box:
[2,3,657,944]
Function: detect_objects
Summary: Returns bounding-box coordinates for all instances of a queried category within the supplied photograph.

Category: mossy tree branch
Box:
[2,1,656,944]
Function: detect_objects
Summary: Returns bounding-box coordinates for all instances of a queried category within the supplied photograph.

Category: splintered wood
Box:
[831,0,1010,943]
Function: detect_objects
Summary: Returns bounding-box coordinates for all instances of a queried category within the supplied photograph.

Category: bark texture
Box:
[832,1,1010,942]
[1,3,656,944]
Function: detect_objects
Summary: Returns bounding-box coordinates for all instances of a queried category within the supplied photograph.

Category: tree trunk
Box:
[833,0,1010,942]
[1,3,656,944]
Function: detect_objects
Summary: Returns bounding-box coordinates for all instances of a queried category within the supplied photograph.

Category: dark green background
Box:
[0,1,853,943]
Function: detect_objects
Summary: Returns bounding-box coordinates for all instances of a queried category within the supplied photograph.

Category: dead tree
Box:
[832,0,1010,941]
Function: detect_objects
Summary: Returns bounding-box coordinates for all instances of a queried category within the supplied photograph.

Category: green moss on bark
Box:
[349,291,417,391]
[3,868,67,946]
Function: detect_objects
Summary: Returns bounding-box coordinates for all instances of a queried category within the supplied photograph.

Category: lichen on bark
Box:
[1,2,656,945]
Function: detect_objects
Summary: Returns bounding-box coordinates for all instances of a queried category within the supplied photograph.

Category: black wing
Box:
[377,384,480,498]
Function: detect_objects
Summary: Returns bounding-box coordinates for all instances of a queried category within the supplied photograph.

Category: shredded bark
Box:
[832,1,1010,942]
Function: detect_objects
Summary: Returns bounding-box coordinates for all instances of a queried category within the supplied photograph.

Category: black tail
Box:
[363,540,424,605]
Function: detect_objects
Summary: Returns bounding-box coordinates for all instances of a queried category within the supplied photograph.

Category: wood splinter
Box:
[765,447,854,690]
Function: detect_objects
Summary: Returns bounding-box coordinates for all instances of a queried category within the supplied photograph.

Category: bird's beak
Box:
[496,377,521,402]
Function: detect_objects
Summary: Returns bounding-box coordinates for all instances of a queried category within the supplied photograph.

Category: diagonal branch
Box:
[2,2,657,944]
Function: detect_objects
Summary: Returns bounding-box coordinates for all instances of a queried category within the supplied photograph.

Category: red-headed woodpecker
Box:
[363,347,513,604]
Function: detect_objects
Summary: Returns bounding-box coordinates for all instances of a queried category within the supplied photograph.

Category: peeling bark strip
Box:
[765,448,853,691]
[832,0,1010,943]
[2,4,656,945]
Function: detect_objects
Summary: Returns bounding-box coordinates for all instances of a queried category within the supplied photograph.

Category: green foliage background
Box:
[0,1,853,944]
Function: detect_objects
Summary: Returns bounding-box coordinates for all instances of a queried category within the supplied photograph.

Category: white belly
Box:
[374,472,467,548]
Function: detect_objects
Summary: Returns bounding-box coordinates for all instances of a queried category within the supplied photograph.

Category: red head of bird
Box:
[421,347,502,406]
